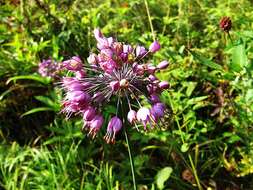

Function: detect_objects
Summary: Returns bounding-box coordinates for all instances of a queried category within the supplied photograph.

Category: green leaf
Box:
[35,96,60,111]
[156,167,173,189]
[231,41,247,72]
[187,96,209,105]
[20,107,54,118]
[6,75,51,85]
[245,89,253,102]
[189,50,223,71]
[181,143,189,152]
[182,82,197,97]
[228,135,241,144]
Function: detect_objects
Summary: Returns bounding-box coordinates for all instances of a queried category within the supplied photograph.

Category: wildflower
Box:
[87,53,98,65]
[136,46,147,57]
[127,110,137,124]
[158,81,170,90]
[157,60,169,70]
[62,56,83,71]
[62,77,84,92]
[220,16,232,32]
[85,115,104,138]
[149,40,160,53]
[38,59,61,78]
[104,116,123,143]
[82,106,96,121]
[149,94,160,103]
[60,29,169,143]
[150,103,165,121]
[137,107,152,130]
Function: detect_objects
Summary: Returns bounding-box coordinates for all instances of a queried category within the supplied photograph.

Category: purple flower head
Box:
[38,59,61,78]
[104,116,122,143]
[94,28,104,39]
[134,64,145,75]
[66,91,90,104]
[60,29,168,143]
[149,41,161,53]
[61,101,80,118]
[101,49,114,59]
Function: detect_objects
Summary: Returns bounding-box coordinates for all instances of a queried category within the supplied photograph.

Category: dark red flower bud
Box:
[219,16,232,32]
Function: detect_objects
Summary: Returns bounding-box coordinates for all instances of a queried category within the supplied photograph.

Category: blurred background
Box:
[0,0,253,189]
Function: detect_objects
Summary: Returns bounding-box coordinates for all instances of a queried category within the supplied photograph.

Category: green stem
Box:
[124,128,137,190]
[144,0,155,41]
[188,155,202,190]
[227,32,233,44]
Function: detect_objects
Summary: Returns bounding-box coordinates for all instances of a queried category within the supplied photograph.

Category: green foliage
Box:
[1,0,253,189]
[156,167,173,189]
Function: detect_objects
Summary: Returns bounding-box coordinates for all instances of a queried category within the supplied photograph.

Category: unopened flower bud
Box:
[87,53,97,65]
[149,94,160,103]
[147,64,156,74]
[158,81,170,90]
[220,16,232,32]
[148,75,158,82]
[157,60,169,70]
[149,41,160,53]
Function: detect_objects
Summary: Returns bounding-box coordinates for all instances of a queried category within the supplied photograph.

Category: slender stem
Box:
[144,0,155,41]
[120,98,137,190]
[227,32,233,44]
[188,155,202,190]
[124,128,137,190]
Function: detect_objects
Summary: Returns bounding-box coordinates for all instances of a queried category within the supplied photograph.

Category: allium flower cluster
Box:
[61,29,169,143]
[38,59,62,78]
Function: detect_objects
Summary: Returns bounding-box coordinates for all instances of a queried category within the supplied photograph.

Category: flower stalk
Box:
[124,127,137,190]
